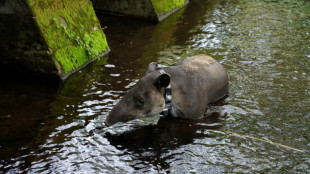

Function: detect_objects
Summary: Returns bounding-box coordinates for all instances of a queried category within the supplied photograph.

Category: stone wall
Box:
[0,0,55,76]
[91,0,189,22]
[0,0,109,80]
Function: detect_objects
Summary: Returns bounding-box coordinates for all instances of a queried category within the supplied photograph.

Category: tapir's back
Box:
[165,55,228,119]
[180,55,216,71]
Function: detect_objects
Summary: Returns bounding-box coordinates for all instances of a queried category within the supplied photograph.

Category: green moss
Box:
[151,0,185,14]
[26,0,109,75]
[55,46,87,74]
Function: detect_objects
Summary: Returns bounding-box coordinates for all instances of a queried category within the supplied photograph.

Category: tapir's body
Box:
[105,55,229,126]
[163,55,228,118]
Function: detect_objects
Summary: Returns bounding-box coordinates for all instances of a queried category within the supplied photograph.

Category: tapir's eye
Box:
[134,94,145,108]
[135,98,144,108]
[137,99,144,105]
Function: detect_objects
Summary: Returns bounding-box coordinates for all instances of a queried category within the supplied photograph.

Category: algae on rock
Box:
[151,0,185,14]
[26,0,109,79]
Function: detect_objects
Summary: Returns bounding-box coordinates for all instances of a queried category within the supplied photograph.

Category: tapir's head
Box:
[104,71,170,126]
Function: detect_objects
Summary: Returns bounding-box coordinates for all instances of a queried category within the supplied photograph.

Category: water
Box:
[1,0,310,173]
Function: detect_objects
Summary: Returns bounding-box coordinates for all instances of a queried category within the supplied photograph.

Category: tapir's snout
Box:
[104,119,117,127]
[104,104,135,126]
[104,118,112,127]
[104,112,130,127]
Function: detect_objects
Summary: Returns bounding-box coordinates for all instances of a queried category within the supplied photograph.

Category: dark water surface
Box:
[1,0,310,173]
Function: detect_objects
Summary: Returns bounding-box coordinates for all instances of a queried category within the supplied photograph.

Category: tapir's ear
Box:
[146,62,158,74]
[154,73,170,90]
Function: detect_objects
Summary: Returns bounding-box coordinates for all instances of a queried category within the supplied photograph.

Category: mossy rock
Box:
[92,0,188,22]
[151,0,186,14]
[151,0,188,21]
[26,0,109,79]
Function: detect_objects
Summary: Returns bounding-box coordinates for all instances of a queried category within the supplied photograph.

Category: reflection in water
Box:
[0,0,310,173]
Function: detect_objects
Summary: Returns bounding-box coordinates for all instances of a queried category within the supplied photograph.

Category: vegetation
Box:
[151,0,185,14]
[26,0,109,74]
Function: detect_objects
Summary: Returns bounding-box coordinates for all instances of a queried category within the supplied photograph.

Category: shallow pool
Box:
[0,0,309,173]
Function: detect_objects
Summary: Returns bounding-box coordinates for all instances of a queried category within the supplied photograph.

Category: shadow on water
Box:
[0,64,60,166]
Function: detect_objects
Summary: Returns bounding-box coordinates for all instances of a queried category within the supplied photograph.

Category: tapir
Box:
[104,55,229,126]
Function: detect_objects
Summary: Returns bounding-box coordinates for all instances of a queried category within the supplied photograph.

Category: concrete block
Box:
[0,0,110,80]
[91,0,189,22]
